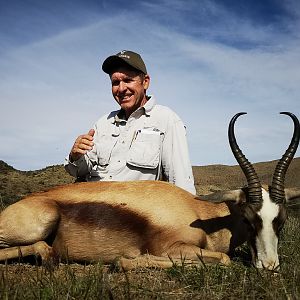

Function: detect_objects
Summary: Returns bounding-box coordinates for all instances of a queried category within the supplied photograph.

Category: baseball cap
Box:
[102,50,147,74]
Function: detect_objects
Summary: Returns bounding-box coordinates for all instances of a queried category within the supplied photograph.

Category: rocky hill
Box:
[0,158,299,206]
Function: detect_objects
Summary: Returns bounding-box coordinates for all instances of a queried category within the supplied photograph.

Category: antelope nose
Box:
[262,260,280,271]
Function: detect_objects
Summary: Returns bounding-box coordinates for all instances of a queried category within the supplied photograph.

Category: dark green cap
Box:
[102,50,147,74]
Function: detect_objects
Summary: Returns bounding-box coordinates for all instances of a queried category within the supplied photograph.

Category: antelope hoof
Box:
[220,253,231,266]
[33,241,59,266]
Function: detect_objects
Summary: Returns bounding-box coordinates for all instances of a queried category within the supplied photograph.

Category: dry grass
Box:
[0,213,299,299]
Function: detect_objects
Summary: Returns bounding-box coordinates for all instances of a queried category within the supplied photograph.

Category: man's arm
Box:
[161,115,196,195]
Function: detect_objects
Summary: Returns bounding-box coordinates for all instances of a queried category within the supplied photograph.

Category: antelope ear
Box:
[284,188,300,202]
[199,189,246,204]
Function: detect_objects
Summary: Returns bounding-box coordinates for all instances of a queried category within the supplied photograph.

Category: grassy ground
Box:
[0,213,299,299]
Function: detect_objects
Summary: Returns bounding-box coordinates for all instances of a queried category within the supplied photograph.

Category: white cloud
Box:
[0,2,299,170]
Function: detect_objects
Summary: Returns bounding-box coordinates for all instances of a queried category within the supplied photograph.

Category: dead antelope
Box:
[0,112,299,271]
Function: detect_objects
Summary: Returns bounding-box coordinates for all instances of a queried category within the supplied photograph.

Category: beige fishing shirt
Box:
[64,96,196,194]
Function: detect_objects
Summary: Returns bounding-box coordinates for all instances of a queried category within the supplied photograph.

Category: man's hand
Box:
[69,129,95,162]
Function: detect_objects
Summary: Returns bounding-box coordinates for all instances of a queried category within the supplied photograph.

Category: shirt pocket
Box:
[96,135,117,166]
[127,129,163,169]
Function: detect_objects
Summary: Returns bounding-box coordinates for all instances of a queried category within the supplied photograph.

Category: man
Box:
[64,50,196,194]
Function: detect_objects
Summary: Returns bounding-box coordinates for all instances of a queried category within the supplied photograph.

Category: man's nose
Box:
[118,81,126,92]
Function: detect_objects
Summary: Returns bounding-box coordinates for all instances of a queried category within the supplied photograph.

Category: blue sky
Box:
[0,0,299,170]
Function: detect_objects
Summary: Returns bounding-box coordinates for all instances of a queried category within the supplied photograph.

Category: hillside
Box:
[193,156,300,194]
[0,158,299,205]
[0,161,73,205]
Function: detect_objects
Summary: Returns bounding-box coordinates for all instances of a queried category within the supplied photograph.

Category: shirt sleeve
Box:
[161,114,196,195]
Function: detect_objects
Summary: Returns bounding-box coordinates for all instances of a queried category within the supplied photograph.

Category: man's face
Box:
[110,67,150,118]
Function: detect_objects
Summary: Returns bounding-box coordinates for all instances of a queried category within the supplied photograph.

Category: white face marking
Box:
[255,189,280,269]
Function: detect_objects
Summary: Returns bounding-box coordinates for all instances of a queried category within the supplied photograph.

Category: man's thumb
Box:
[88,129,95,137]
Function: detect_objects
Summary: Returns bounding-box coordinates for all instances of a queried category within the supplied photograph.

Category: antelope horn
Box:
[270,112,300,204]
[228,113,262,205]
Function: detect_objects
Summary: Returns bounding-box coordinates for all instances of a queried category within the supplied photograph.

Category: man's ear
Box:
[143,74,150,90]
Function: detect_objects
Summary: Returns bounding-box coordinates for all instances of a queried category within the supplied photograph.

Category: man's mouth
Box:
[120,95,132,102]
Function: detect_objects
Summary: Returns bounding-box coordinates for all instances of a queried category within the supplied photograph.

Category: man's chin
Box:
[119,103,131,112]
[120,102,133,109]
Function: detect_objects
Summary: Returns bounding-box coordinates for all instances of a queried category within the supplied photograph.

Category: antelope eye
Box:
[243,218,253,229]
[272,217,286,234]
[272,207,287,235]
[242,206,263,233]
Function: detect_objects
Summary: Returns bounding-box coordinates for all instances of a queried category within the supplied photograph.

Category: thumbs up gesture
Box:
[69,129,95,162]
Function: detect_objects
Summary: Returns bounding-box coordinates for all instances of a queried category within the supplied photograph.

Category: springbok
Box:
[0,112,299,270]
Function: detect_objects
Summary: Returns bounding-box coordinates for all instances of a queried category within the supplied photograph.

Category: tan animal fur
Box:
[0,181,247,269]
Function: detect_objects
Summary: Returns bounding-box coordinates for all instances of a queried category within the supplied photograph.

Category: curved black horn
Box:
[270,112,300,204]
[228,113,262,204]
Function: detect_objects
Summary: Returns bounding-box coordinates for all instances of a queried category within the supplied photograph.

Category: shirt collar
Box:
[113,95,156,123]
[143,95,155,115]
